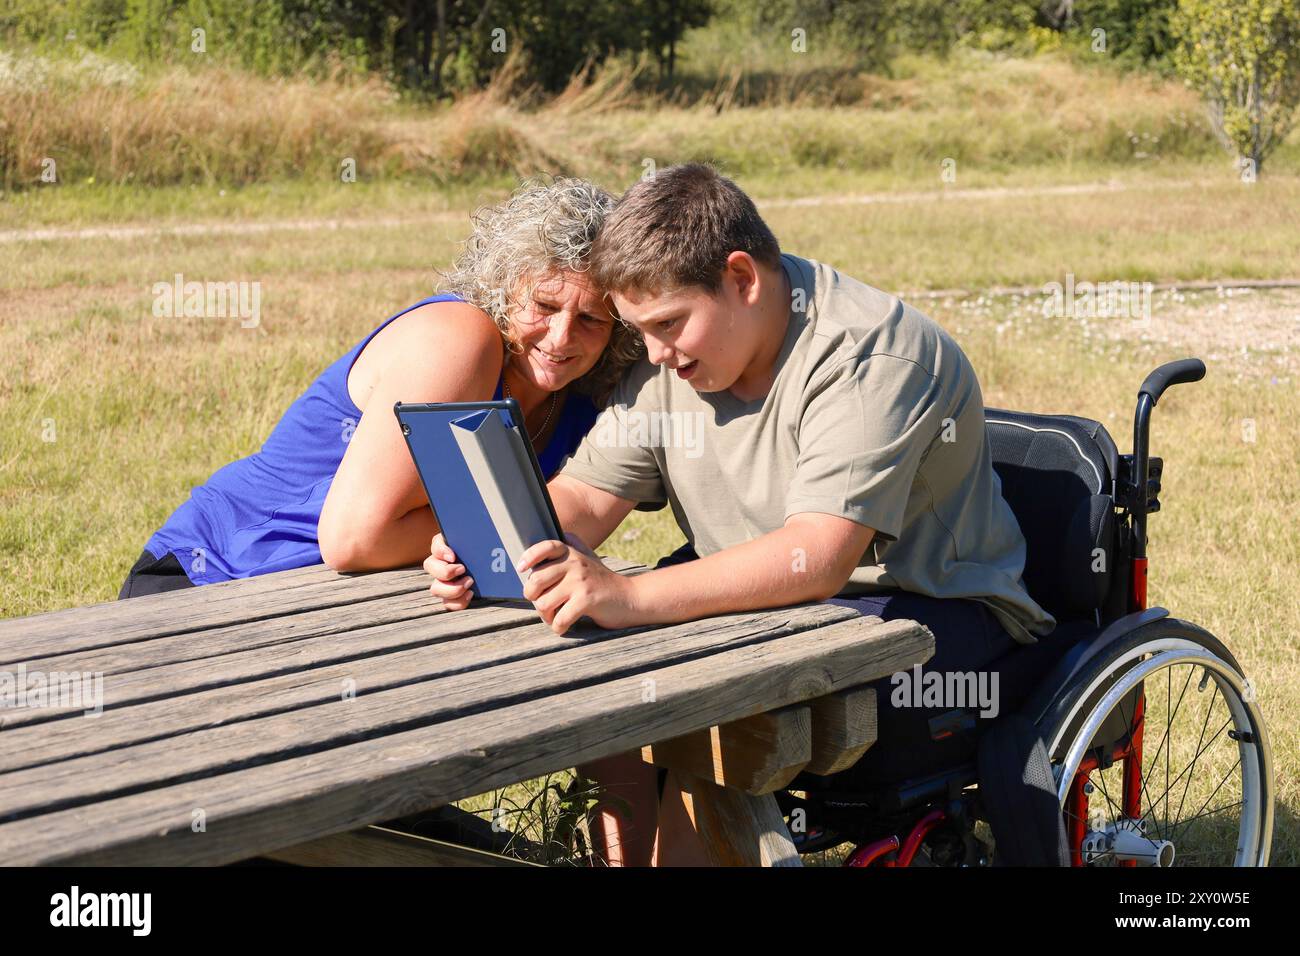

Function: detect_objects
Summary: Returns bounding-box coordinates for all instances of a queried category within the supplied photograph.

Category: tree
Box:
[631,0,714,80]
[739,0,892,70]
[1047,0,1181,64]
[1172,0,1300,176]
[425,0,496,93]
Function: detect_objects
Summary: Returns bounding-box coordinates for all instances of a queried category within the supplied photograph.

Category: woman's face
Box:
[508,270,616,393]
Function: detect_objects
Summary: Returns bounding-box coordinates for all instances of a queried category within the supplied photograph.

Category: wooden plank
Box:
[0,557,650,729]
[0,599,540,730]
[0,555,645,661]
[0,605,861,815]
[0,615,934,864]
[2,608,852,775]
[19,589,444,676]
[0,602,601,764]
[806,686,879,776]
[262,825,541,867]
[641,705,812,794]
[677,777,802,867]
[23,555,653,676]
[0,567,430,661]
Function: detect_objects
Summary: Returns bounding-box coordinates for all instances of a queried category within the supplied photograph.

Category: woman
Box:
[119,178,643,598]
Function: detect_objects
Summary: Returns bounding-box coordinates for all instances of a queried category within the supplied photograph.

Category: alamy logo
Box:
[152,273,261,328]
[50,886,151,936]
[0,664,103,716]
[890,663,1000,718]
[1041,273,1152,324]
[593,407,707,459]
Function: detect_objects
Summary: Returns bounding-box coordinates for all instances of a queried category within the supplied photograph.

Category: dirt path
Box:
[0,213,462,245]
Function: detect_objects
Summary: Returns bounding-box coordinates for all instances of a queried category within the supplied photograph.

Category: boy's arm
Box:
[628,512,874,621]
[518,511,874,634]
[548,474,636,551]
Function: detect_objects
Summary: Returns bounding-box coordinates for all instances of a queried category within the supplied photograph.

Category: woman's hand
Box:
[424,532,475,610]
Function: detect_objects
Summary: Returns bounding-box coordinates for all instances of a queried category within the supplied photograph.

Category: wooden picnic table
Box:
[0,556,933,867]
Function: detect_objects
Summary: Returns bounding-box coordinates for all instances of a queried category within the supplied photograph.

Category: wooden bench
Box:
[0,557,933,866]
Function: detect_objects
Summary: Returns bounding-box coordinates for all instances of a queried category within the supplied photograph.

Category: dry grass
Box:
[3,46,1253,195]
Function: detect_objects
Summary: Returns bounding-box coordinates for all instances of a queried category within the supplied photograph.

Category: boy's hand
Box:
[423,532,474,610]
[518,533,641,635]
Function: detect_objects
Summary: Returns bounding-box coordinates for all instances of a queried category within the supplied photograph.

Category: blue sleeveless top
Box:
[144,294,599,584]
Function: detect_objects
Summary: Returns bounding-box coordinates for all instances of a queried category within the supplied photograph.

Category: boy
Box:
[425,163,1054,864]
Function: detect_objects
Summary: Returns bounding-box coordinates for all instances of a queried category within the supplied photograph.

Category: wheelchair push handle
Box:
[1128,358,1206,604]
[1138,358,1206,406]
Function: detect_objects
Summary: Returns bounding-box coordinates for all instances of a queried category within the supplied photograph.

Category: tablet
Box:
[394,399,563,602]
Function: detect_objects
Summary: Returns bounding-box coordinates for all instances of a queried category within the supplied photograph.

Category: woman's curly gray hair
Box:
[438,177,644,407]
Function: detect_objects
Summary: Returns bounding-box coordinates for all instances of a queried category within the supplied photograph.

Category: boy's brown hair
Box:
[590,163,781,297]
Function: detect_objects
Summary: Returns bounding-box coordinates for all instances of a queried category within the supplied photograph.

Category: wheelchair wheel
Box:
[1037,618,1273,867]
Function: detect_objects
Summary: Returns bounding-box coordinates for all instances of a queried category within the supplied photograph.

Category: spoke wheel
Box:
[1039,621,1272,867]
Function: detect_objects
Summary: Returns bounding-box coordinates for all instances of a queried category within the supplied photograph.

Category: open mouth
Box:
[676,360,699,380]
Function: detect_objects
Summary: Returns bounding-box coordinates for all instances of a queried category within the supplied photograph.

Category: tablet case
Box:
[395,400,562,602]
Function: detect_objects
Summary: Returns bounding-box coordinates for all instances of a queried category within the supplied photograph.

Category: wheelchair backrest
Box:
[984,408,1122,623]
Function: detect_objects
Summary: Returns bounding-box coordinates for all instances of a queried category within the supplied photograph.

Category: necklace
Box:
[503,379,558,442]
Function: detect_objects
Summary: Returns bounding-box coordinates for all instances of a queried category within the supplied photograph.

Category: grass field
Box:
[2,45,1296,865]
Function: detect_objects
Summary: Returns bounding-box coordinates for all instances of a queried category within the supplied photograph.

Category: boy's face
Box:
[611,264,761,394]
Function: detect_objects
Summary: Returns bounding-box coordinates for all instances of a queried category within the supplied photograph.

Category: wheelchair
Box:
[778,358,1274,867]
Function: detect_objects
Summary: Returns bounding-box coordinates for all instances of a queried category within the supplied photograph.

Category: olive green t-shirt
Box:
[559,254,1055,643]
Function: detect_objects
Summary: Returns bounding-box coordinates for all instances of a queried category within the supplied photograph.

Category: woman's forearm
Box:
[320,505,440,572]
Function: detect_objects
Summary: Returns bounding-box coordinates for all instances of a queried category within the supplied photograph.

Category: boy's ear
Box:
[723,251,761,303]
[600,290,621,321]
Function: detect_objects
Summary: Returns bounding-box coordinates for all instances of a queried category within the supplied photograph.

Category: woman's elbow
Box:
[319,522,367,572]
